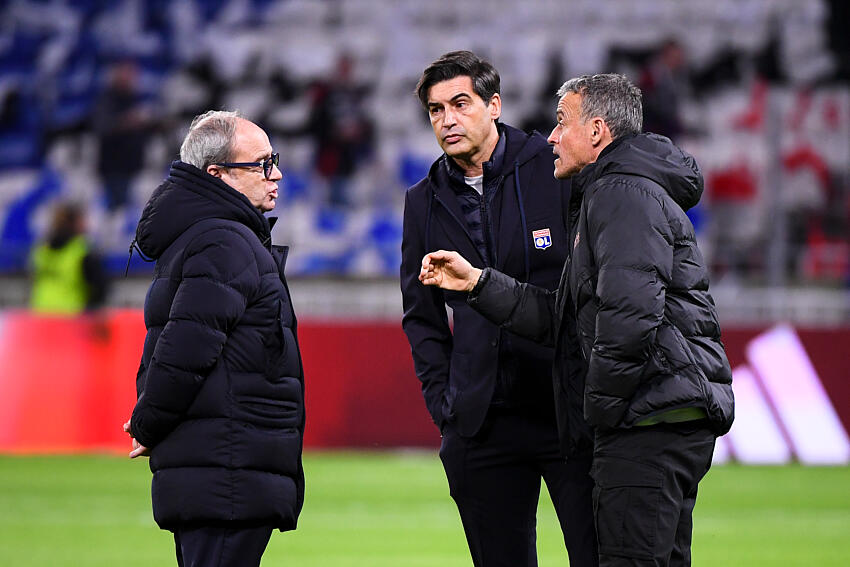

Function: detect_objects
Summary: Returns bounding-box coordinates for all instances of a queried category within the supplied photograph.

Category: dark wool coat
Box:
[130,161,305,531]
[470,133,734,456]
[401,124,573,438]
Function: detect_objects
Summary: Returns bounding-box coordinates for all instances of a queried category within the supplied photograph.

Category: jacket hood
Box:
[135,161,271,259]
[495,123,552,175]
[574,133,704,211]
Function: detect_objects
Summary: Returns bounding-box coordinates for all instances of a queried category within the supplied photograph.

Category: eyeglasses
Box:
[215,152,280,179]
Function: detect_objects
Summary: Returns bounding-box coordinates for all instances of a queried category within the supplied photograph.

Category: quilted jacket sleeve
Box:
[468,268,559,348]
[583,178,673,426]
[131,228,257,448]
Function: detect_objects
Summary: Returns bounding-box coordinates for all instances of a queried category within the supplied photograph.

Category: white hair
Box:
[179,110,242,169]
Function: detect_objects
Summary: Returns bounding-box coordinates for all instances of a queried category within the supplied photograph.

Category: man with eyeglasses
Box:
[123,110,305,567]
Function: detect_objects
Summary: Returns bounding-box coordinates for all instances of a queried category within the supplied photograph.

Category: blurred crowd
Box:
[1,0,849,292]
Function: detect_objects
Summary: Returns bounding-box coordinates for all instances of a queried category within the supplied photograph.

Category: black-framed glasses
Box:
[215,152,280,179]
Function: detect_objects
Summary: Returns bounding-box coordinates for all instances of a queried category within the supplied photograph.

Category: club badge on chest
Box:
[532,228,552,250]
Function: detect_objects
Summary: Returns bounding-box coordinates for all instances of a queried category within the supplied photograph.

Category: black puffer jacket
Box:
[130,161,305,531]
[470,134,733,455]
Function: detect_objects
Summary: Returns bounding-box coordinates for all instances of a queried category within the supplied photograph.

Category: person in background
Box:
[306,53,375,208]
[401,50,597,567]
[419,73,734,567]
[93,60,154,215]
[123,110,305,567]
[639,39,689,140]
[29,202,109,314]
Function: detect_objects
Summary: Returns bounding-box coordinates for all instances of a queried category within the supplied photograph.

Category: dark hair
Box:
[415,50,500,110]
[557,74,643,139]
[46,202,84,243]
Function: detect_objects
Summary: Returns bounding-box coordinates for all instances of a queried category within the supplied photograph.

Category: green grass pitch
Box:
[0,452,848,566]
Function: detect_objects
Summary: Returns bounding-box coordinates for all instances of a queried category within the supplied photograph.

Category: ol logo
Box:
[532,228,552,250]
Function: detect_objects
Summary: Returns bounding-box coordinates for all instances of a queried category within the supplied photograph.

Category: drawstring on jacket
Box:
[424,189,434,253]
[513,161,530,281]
[124,238,154,277]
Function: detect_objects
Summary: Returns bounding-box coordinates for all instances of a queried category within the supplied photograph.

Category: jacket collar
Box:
[570,132,703,211]
[135,161,271,260]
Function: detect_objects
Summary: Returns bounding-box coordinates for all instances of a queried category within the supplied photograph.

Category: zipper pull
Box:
[124,239,136,277]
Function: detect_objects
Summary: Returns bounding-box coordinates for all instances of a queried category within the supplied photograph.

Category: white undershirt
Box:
[464,174,484,196]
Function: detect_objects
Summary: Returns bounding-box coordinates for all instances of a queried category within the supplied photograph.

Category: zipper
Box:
[479,191,492,266]
[480,173,507,267]
[431,192,484,265]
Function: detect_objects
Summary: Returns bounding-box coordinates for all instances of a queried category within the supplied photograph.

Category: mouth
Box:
[443,133,463,144]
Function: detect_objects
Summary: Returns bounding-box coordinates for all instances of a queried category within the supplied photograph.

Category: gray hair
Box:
[556,74,642,139]
[179,110,242,169]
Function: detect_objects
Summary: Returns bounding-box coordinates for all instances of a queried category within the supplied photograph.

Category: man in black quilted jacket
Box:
[418,74,734,566]
[122,110,305,567]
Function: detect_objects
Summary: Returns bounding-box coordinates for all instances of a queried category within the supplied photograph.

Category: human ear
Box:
[489,93,502,120]
[589,117,606,145]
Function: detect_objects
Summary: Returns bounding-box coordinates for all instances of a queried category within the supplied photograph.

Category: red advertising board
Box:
[0,310,847,458]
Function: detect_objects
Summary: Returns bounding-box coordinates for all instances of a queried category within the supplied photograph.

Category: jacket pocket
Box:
[444,352,469,424]
[591,456,664,560]
[262,299,285,374]
[236,396,300,419]
[266,298,301,379]
[655,321,696,372]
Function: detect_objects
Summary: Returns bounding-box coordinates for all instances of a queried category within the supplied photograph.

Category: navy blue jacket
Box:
[401,124,572,437]
[130,161,305,531]
[470,134,734,456]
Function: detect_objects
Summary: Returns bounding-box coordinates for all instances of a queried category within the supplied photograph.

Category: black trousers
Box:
[440,411,598,567]
[173,524,273,567]
[591,421,716,567]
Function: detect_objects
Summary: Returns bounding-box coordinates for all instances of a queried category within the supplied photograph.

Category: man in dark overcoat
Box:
[401,51,597,567]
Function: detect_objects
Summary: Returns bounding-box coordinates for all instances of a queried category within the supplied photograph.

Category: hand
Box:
[129,438,150,459]
[123,420,150,459]
[419,250,482,292]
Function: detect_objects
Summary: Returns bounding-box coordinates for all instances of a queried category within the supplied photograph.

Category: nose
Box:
[443,106,457,128]
[547,126,558,145]
[269,162,283,182]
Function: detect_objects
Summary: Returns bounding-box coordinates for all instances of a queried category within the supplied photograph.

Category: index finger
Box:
[421,250,452,268]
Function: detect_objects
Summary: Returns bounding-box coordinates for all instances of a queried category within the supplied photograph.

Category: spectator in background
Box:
[306,53,375,208]
[639,39,689,140]
[93,60,154,214]
[29,202,109,314]
[521,49,566,136]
